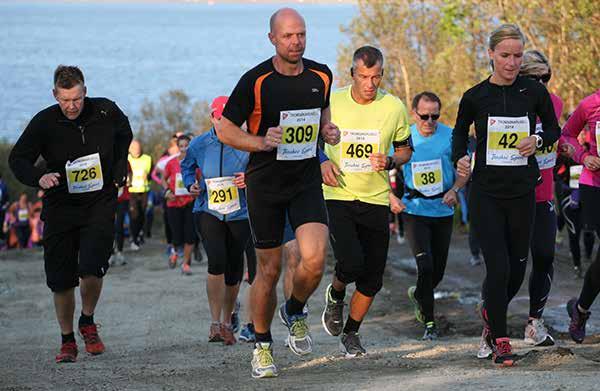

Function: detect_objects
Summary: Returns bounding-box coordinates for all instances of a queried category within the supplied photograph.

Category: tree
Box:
[338,0,599,119]
[135,90,212,161]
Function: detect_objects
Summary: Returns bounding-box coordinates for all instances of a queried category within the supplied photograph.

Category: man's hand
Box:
[389,193,406,214]
[369,153,388,171]
[321,122,340,145]
[39,173,61,189]
[321,160,342,187]
[189,182,202,196]
[517,136,537,157]
[442,189,458,206]
[559,143,576,158]
[261,126,283,151]
[583,155,600,171]
[233,172,246,189]
[456,155,471,178]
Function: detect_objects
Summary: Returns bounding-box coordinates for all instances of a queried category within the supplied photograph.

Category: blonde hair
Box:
[489,24,525,50]
[520,49,550,76]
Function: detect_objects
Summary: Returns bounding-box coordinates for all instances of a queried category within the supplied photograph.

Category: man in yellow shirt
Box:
[320,46,412,356]
[127,140,152,250]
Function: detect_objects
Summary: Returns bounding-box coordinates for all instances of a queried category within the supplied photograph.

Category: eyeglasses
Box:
[416,112,440,121]
[527,73,551,83]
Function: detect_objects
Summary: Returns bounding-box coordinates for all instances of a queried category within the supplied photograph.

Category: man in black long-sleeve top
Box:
[9,65,133,363]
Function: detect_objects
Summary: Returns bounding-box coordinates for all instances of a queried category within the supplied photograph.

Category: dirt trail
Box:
[1,230,599,390]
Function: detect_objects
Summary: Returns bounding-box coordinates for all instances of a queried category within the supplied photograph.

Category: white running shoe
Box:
[477,326,493,359]
[130,242,140,252]
[251,342,278,378]
[116,251,126,265]
[524,318,555,346]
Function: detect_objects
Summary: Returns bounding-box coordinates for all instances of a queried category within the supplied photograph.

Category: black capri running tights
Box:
[469,186,535,339]
[195,212,251,286]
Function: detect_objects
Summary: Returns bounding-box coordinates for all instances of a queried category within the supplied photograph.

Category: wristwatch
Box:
[533,134,543,149]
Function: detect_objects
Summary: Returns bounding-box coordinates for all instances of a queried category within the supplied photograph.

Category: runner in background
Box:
[127,140,152,250]
[163,135,196,274]
[561,88,600,344]
[402,92,466,341]
[110,162,131,266]
[518,49,563,348]
[182,96,251,346]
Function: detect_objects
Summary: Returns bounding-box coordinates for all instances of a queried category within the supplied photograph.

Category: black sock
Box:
[78,312,94,327]
[343,316,362,334]
[286,294,306,316]
[255,330,272,343]
[61,332,75,344]
[330,286,346,302]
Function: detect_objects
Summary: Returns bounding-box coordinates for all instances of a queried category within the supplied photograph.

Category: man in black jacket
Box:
[9,65,133,363]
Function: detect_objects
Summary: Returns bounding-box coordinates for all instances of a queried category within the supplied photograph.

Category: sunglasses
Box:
[416,112,440,121]
[527,73,551,83]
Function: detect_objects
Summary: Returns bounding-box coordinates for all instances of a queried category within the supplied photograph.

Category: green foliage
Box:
[338,0,600,120]
[135,90,212,162]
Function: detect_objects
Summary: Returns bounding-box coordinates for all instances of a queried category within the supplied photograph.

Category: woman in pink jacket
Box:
[562,88,600,343]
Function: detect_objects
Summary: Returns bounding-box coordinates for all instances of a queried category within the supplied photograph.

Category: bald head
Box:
[269,8,305,34]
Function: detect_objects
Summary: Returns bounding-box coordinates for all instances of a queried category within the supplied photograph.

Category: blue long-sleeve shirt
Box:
[181,128,249,221]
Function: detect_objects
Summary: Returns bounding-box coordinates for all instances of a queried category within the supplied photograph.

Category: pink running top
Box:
[535,93,564,202]
[561,89,600,188]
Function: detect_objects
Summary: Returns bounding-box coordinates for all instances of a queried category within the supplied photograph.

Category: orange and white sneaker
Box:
[181,263,192,275]
[168,251,178,269]
[55,341,78,363]
[79,324,105,355]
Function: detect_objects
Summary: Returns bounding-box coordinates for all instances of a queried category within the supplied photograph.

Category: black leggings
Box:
[162,198,173,245]
[470,186,535,339]
[245,239,257,284]
[167,203,195,247]
[577,185,600,309]
[195,212,251,286]
[129,192,147,245]
[403,213,453,323]
[561,196,596,267]
[15,224,30,248]
[114,200,128,252]
[528,201,556,318]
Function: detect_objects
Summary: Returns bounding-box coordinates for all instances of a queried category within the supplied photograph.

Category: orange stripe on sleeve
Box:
[248,71,273,135]
[308,68,331,102]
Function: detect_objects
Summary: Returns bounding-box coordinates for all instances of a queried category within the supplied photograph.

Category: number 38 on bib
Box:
[486,116,529,166]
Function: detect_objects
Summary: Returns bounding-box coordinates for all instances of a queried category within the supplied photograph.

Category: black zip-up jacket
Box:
[9,97,133,219]
[452,76,560,199]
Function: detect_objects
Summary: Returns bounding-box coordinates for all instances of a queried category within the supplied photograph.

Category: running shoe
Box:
[168,251,177,269]
[396,234,405,245]
[477,325,493,359]
[524,318,555,346]
[116,251,126,266]
[469,255,482,266]
[279,303,312,356]
[78,324,105,355]
[567,298,590,344]
[108,254,115,267]
[130,242,140,252]
[321,284,345,336]
[422,321,438,341]
[574,266,583,279]
[492,337,516,367]
[220,323,237,346]
[407,286,424,324]
[209,322,223,342]
[181,263,192,275]
[340,331,366,358]
[55,341,78,363]
[251,342,278,378]
[239,323,256,343]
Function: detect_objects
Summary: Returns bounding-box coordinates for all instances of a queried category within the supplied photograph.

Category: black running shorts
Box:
[246,184,328,249]
[327,200,390,297]
[43,210,115,292]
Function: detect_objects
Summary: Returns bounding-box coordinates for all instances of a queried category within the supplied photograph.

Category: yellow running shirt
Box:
[128,154,152,193]
[323,86,410,205]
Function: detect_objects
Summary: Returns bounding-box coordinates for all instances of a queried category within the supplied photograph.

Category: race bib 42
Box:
[486,116,529,166]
